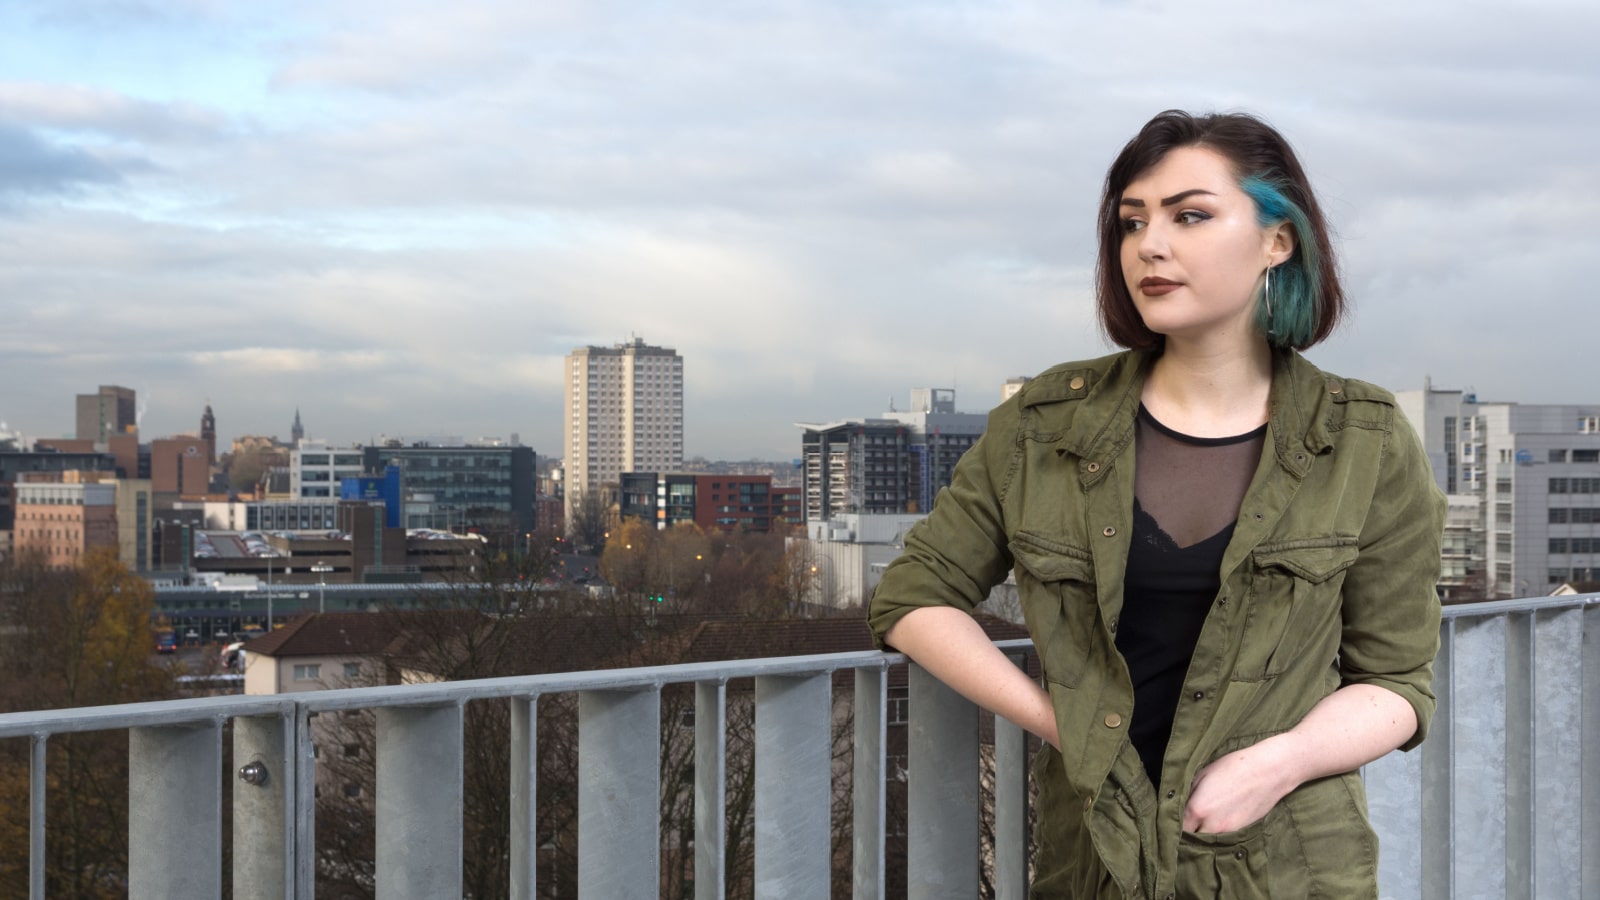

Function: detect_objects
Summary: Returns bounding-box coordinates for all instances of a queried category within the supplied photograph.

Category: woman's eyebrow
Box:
[1119,188,1218,208]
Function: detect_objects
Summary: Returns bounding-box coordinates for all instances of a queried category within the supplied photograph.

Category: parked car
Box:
[220,641,246,671]
[156,630,177,654]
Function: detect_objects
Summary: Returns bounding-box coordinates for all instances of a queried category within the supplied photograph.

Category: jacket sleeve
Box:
[867,402,1019,650]
[1336,407,1446,751]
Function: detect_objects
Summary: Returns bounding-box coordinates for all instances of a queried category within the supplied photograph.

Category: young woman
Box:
[868,110,1445,898]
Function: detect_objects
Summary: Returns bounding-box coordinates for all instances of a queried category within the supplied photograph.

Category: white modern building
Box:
[290,441,366,499]
[563,338,683,530]
[1397,378,1600,598]
[791,512,926,608]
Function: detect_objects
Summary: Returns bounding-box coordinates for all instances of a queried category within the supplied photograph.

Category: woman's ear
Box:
[1266,221,1295,267]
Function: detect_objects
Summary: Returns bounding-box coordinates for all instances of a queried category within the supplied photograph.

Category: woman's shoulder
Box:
[1280,351,1400,413]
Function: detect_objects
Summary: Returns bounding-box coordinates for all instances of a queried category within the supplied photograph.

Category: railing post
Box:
[1583,604,1600,898]
[29,734,46,900]
[853,667,885,900]
[695,681,728,900]
[907,662,979,898]
[1528,607,1586,897]
[579,688,661,897]
[233,714,296,900]
[1420,619,1454,900]
[1505,612,1532,900]
[375,703,464,898]
[754,673,832,899]
[1452,614,1508,898]
[993,654,1030,900]
[294,710,317,897]
[510,695,538,900]
[129,721,222,899]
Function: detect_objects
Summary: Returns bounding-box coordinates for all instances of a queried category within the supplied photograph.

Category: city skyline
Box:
[3,2,1597,460]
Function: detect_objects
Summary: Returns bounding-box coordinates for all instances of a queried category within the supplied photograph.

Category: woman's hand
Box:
[1181,735,1299,834]
[1182,683,1419,834]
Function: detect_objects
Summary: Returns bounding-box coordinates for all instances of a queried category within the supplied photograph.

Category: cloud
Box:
[1,0,1597,457]
[0,124,123,201]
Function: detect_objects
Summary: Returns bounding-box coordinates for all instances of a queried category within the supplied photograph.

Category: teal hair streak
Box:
[1239,174,1320,347]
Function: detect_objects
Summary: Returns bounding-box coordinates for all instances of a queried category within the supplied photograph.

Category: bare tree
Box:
[564,488,612,555]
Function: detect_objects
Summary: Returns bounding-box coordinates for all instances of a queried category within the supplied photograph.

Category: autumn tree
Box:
[0,549,174,897]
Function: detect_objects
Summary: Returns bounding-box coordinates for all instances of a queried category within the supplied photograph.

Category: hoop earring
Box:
[1263,265,1275,337]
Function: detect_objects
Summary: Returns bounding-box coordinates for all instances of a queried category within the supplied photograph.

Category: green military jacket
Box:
[868,349,1445,899]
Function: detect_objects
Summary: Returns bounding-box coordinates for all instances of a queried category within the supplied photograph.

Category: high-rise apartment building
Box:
[563,338,684,530]
[1397,378,1600,599]
[76,385,137,442]
[798,388,985,523]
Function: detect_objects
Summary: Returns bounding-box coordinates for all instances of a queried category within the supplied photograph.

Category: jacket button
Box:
[1166,790,1175,800]
[1103,713,1121,728]
[1102,526,1116,537]
[1192,691,1204,701]
[1083,795,1094,813]
[1109,617,1118,633]
[1329,384,1342,395]
[1234,850,1245,860]
[1070,376,1085,390]
[1085,461,1100,473]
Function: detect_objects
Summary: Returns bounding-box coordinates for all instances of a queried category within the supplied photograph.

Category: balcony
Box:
[2,593,1597,898]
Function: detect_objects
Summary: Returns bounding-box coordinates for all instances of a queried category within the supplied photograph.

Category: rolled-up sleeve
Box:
[1337,408,1446,751]
[867,405,1019,650]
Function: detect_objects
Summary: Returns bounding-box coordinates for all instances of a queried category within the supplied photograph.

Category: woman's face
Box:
[1118,145,1289,346]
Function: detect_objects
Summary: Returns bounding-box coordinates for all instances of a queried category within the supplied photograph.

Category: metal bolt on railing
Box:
[237,760,269,787]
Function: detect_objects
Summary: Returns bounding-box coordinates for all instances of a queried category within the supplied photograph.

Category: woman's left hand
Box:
[1181,735,1300,834]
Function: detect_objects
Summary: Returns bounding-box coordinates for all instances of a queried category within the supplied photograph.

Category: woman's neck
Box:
[1141,337,1274,438]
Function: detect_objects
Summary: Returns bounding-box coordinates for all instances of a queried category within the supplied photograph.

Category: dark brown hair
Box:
[1095,110,1344,350]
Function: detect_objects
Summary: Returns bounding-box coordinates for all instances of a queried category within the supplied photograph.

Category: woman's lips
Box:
[1139,277,1181,297]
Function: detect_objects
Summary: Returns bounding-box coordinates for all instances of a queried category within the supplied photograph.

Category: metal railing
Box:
[2,594,1597,899]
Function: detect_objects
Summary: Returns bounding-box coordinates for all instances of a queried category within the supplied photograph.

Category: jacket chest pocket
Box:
[1010,537,1098,689]
[1232,540,1359,683]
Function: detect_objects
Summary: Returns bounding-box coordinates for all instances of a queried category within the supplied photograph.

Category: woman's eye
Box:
[1176,210,1211,225]
[1121,218,1146,234]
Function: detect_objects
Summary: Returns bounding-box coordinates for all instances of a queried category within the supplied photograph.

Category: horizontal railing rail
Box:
[3,595,1598,898]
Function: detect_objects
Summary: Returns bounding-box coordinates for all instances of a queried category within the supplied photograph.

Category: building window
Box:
[1551,508,1570,524]
[1550,538,1569,554]
[1575,449,1600,464]
[344,663,361,679]
[1551,449,1569,463]
[1551,478,1569,494]
[343,783,362,798]
[293,664,321,681]
[1495,478,1512,495]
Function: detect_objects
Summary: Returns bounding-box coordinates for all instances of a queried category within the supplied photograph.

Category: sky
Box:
[2,0,1597,461]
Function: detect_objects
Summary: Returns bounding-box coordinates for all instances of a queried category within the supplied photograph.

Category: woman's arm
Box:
[1181,683,1414,833]
[1186,400,1445,834]
[884,606,1059,748]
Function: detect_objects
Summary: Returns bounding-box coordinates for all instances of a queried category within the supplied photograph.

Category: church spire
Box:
[291,408,304,446]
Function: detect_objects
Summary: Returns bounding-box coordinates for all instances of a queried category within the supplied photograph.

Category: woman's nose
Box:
[1137,224,1169,261]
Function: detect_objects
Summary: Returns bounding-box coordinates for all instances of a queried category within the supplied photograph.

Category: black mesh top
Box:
[1116,404,1267,789]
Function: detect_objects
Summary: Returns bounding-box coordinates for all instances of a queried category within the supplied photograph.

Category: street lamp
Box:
[311,562,334,614]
